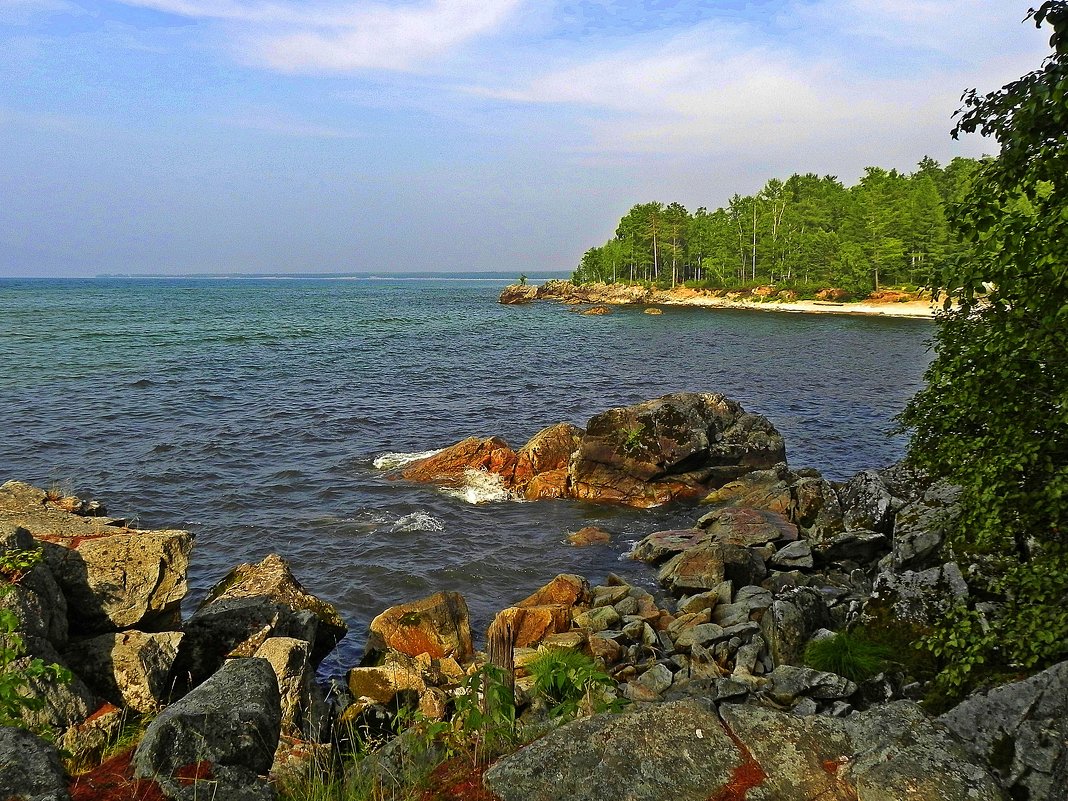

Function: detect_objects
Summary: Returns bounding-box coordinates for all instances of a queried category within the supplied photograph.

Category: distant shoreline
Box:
[500,281,944,319]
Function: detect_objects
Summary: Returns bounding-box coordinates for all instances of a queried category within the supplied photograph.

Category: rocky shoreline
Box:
[1,393,1065,800]
[499,280,943,319]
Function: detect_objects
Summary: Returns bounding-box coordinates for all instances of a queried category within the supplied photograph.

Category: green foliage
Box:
[899,2,1068,698]
[572,159,976,292]
[525,647,621,719]
[803,630,895,683]
[621,424,645,455]
[0,546,43,582]
[0,547,73,729]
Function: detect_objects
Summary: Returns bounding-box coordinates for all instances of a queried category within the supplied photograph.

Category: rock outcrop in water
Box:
[400,392,786,508]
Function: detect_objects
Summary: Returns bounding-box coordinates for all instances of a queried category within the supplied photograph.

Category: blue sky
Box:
[0,0,1053,276]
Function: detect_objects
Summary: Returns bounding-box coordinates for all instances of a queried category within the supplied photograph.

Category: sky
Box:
[0,0,1054,277]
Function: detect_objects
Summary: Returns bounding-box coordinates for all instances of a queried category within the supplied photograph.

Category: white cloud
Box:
[462,0,1050,167]
[118,0,524,72]
[0,0,81,24]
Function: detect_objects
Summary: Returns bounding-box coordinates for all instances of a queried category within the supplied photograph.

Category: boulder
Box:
[863,562,969,631]
[567,526,611,547]
[700,465,796,516]
[0,486,192,634]
[489,574,588,648]
[840,471,894,534]
[0,726,69,801]
[253,638,330,743]
[524,468,570,500]
[175,553,346,688]
[770,540,814,570]
[63,630,183,713]
[940,659,1068,801]
[346,651,428,709]
[133,657,281,801]
[657,542,766,593]
[813,531,889,566]
[498,284,539,304]
[483,701,745,801]
[365,591,472,664]
[763,665,857,707]
[890,480,961,571]
[843,701,1006,801]
[8,637,97,735]
[630,529,704,564]
[569,393,786,508]
[401,436,520,487]
[793,476,844,538]
[0,528,67,648]
[516,422,584,478]
[759,589,832,669]
[696,506,798,547]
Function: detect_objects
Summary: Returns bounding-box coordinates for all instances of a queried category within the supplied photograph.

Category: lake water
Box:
[0,276,934,674]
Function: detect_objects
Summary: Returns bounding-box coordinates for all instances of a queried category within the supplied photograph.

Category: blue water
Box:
[0,277,934,674]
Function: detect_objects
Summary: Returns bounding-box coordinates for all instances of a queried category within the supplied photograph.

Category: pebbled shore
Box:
[500,280,944,318]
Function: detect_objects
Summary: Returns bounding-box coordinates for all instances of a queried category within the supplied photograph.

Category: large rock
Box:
[657,541,766,593]
[696,506,798,547]
[0,726,70,801]
[63,630,183,713]
[516,423,584,481]
[759,589,832,668]
[483,701,745,801]
[488,574,589,648]
[940,660,1068,801]
[890,480,961,571]
[843,701,1006,801]
[254,637,331,742]
[840,471,895,534]
[175,553,346,689]
[133,657,281,801]
[8,637,97,735]
[365,591,473,664]
[0,482,192,633]
[0,526,67,648]
[569,393,786,508]
[401,436,521,487]
[700,465,796,517]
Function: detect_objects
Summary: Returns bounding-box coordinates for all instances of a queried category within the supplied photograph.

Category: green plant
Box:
[620,424,645,455]
[803,630,894,683]
[0,547,72,729]
[525,647,621,720]
[898,2,1068,696]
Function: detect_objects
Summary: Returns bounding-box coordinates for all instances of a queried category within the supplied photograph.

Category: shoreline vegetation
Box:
[500,279,945,319]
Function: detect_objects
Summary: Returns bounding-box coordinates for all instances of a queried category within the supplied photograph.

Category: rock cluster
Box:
[0,480,346,800]
[400,392,786,508]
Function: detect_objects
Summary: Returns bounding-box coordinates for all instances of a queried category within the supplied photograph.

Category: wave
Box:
[439,469,516,505]
[390,511,445,533]
[372,448,443,470]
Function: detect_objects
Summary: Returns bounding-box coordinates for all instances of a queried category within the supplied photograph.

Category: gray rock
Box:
[674,623,726,650]
[890,480,961,571]
[764,665,857,706]
[629,529,704,564]
[813,531,889,566]
[0,486,192,634]
[844,701,1006,801]
[0,528,68,649]
[864,562,968,629]
[840,470,895,534]
[483,701,744,801]
[634,663,674,695]
[0,726,70,801]
[8,636,97,735]
[769,540,814,570]
[64,630,183,713]
[174,553,346,690]
[590,585,629,607]
[940,660,1068,801]
[133,657,281,801]
[676,589,721,615]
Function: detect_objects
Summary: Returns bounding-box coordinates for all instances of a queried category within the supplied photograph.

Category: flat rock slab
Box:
[483,701,743,801]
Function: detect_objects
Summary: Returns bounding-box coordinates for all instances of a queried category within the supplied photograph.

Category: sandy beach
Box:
[502,281,946,319]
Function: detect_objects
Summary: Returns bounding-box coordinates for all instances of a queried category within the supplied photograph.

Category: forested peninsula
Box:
[574,157,979,299]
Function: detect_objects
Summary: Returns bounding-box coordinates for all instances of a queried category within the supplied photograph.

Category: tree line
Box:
[573,157,981,297]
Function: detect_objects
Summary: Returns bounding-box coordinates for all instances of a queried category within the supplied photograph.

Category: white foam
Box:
[372,448,444,470]
[391,511,445,533]
[440,469,516,505]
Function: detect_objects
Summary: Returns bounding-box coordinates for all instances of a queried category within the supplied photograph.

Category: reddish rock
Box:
[367,591,473,663]
[524,469,570,500]
[567,526,611,547]
[698,507,798,547]
[401,437,520,486]
[518,574,588,608]
[516,422,584,477]
[488,605,573,648]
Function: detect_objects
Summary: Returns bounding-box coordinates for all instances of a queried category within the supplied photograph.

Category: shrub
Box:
[803,631,894,683]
